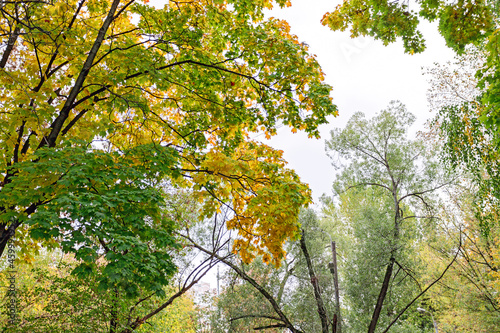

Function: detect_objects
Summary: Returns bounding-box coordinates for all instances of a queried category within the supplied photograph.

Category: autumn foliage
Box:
[0,0,337,282]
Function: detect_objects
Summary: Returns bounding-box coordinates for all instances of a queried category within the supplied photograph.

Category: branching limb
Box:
[229,314,282,322]
[181,233,304,333]
[381,235,462,333]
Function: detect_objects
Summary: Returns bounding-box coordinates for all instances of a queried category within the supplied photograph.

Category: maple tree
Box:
[0,0,336,298]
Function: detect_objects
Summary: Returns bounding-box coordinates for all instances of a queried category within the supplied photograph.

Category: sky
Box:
[261,1,456,204]
[148,0,457,203]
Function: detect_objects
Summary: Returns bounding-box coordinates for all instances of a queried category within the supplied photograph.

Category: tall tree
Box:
[0,0,336,300]
[324,101,452,332]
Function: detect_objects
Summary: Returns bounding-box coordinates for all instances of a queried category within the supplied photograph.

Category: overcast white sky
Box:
[262,1,456,204]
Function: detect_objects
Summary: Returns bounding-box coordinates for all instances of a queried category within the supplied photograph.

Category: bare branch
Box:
[381,235,462,333]
[398,180,455,204]
[182,234,304,333]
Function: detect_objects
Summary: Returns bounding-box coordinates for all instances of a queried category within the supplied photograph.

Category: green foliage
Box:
[134,292,198,333]
[1,251,120,332]
[438,102,499,190]
[322,0,496,54]
[322,0,425,54]
[0,0,337,275]
[283,209,337,333]
[323,102,448,331]
[209,262,280,332]
[0,250,199,332]
[480,30,500,139]
[3,142,180,298]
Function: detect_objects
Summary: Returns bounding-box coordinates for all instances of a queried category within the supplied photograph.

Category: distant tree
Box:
[324,101,453,332]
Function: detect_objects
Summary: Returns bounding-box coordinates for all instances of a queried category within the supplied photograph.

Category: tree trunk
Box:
[0,0,122,261]
[368,257,395,333]
[330,241,342,333]
[0,26,20,68]
[40,0,122,149]
[110,287,119,333]
[300,230,330,333]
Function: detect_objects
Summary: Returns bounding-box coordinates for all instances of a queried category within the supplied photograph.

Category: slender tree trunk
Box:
[110,310,118,333]
[368,257,395,333]
[0,228,13,262]
[110,287,119,333]
[300,230,330,333]
[0,26,20,68]
[277,261,294,304]
[329,241,342,333]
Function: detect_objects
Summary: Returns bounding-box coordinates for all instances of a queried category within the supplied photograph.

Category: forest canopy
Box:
[0,0,336,272]
[1,0,500,332]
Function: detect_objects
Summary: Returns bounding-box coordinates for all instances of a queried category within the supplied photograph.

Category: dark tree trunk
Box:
[0,26,20,68]
[300,230,330,333]
[368,257,395,333]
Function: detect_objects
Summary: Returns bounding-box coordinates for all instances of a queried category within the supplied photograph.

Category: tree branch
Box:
[183,234,304,333]
[381,235,462,333]
[0,26,19,68]
[38,0,121,149]
[299,229,330,333]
